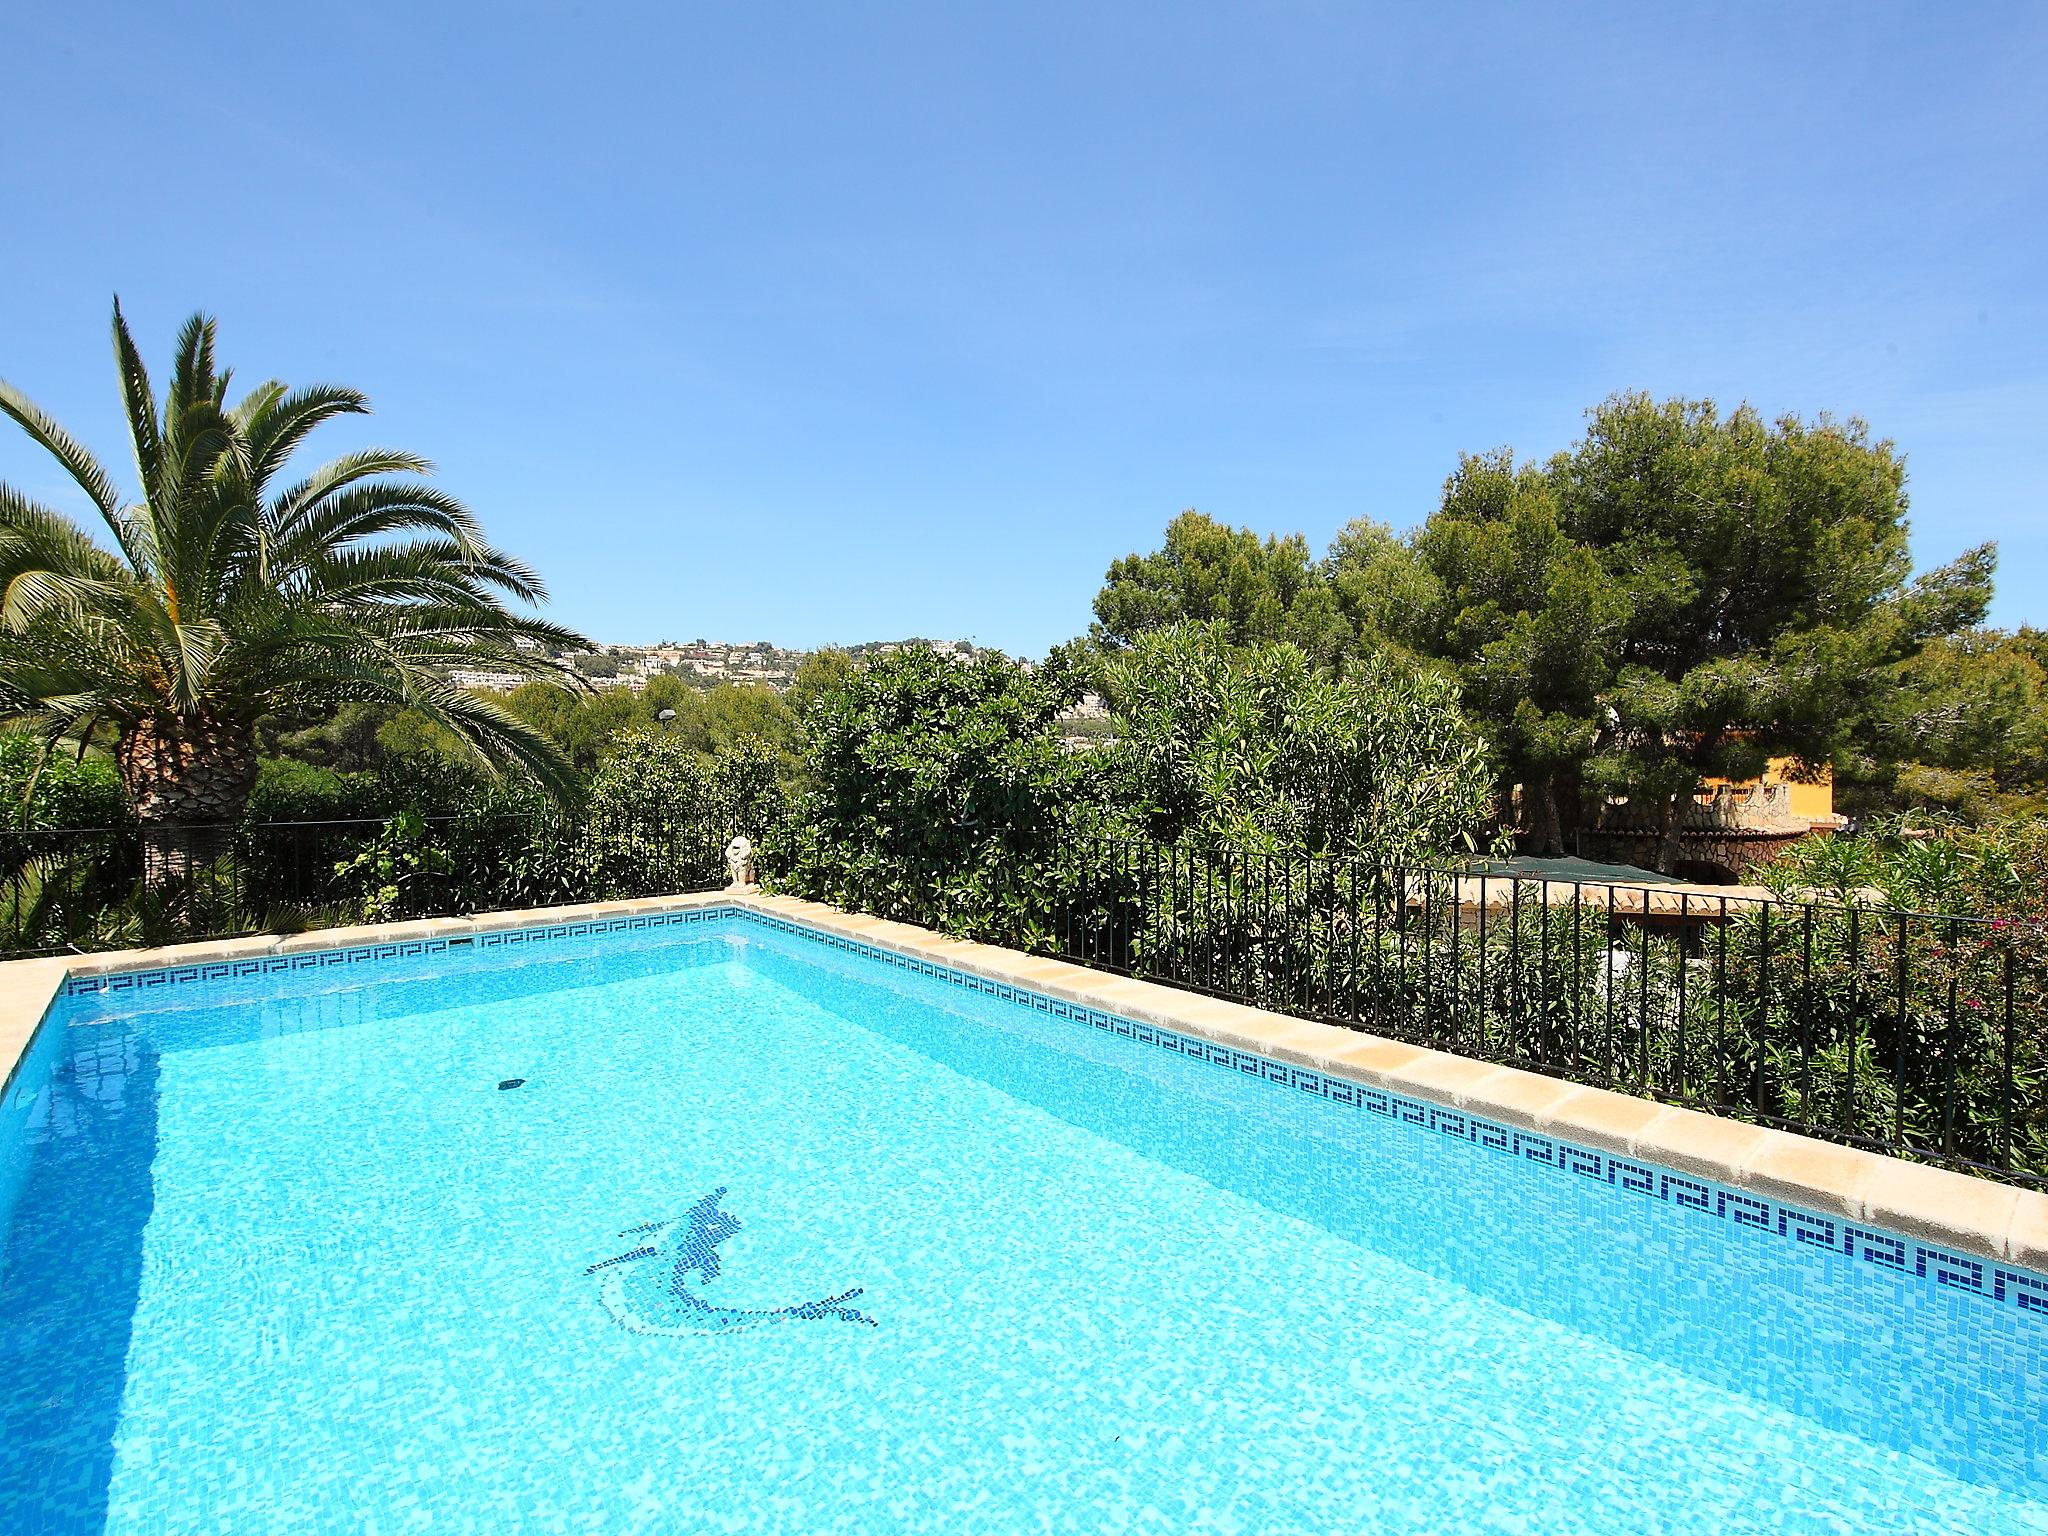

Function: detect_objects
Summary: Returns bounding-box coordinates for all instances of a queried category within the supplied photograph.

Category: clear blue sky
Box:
[3,3,2043,657]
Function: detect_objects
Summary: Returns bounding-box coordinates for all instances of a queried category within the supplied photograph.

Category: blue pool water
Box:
[1,909,2043,1534]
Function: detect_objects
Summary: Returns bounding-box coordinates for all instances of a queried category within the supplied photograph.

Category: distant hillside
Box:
[534,636,1001,694]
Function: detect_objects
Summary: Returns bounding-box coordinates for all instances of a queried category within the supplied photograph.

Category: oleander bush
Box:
[1096,622,1500,864]
[772,646,1087,943]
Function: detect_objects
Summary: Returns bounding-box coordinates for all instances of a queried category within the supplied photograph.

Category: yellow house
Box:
[1696,758,1839,829]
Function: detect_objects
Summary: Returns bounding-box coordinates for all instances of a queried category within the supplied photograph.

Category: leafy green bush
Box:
[0,734,130,833]
[238,758,496,913]
[1098,622,1499,863]
[0,735,136,953]
[333,810,458,922]
[774,647,1084,941]
[576,730,786,898]
[245,757,391,824]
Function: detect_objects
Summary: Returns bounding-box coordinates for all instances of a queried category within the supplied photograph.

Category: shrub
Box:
[333,809,458,922]
[774,647,1084,940]
[0,735,136,952]
[1098,622,1499,863]
[1746,816,2048,1173]
[245,757,391,824]
[578,730,786,898]
[0,734,129,833]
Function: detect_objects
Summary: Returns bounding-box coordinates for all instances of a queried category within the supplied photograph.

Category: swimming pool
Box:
[1,904,2043,1533]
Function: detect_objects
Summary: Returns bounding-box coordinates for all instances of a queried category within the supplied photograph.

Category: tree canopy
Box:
[1411,395,1991,863]
[1327,397,1982,868]
[1845,627,2048,820]
[1093,393,2000,868]
[1091,510,1348,665]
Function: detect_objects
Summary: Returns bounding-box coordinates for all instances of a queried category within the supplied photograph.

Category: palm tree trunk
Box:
[116,713,259,887]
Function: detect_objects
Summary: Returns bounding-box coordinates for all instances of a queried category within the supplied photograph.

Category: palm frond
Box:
[0,487,129,628]
[294,539,549,609]
[271,478,485,564]
[267,448,431,523]
[242,383,370,491]
[0,378,140,564]
[0,569,129,630]
[244,645,582,802]
[166,312,221,430]
[369,608,590,654]
[231,379,289,430]
[166,618,229,712]
[110,299,167,513]
[411,684,582,802]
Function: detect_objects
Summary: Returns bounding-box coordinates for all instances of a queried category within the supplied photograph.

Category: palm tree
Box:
[0,301,591,879]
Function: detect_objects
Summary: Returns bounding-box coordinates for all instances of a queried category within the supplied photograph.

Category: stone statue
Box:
[724,835,756,890]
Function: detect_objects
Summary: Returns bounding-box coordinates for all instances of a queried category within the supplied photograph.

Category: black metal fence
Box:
[996,840,2047,1187]
[0,812,730,959]
[7,816,2043,1186]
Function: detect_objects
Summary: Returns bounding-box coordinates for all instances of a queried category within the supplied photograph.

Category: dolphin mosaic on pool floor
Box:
[586,1187,877,1336]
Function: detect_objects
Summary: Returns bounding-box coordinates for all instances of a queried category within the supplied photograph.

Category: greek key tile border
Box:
[470,908,736,953]
[58,906,740,997]
[739,911,2048,1323]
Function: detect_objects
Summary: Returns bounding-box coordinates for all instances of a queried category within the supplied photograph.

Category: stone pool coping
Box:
[3,888,2044,1275]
